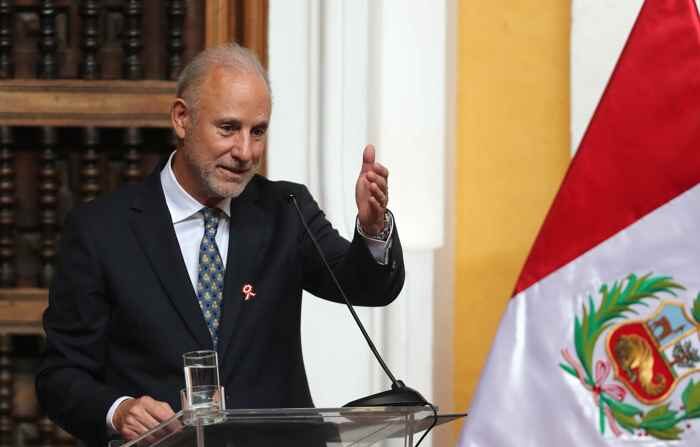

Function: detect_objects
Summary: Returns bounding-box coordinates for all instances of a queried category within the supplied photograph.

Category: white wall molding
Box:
[367,0,446,250]
[269,3,447,444]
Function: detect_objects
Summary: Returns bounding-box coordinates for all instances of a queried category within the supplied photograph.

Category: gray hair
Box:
[175,42,271,114]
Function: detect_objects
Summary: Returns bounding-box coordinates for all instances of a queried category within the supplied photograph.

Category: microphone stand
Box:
[287,193,429,407]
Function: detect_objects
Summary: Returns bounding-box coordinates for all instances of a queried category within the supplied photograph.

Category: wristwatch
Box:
[357,211,392,241]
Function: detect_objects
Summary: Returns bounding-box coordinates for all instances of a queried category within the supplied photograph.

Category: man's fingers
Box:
[368,196,385,217]
[123,415,151,437]
[363,172,388,208]
[356,143,391,233]
[134,406,162,430]
[144,399,175,422]
[373,162,389,179]
[115,396,175,440]
[369,183,387,207]
[366,172,388,194]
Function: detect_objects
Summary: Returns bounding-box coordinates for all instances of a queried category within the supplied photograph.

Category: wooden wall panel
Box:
[0,1,269,444]
[205,0,230,47]
[0,80,174,127]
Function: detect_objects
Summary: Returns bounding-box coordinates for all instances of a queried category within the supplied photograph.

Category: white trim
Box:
[269,7,446,444]
[368,0,446,250]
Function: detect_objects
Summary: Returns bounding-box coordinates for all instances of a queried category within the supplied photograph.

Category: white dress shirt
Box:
[160,152,232,291]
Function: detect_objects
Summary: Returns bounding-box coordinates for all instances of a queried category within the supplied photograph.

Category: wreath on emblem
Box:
[560,274,700,440]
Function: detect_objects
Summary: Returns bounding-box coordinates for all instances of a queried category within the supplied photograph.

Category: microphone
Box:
[286,193,429,407]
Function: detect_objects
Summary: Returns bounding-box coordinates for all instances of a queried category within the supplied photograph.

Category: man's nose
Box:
[231,132,252,161]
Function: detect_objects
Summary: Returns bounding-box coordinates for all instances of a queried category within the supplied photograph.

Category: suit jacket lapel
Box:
[129,170,213,349]
[217,177,272,363]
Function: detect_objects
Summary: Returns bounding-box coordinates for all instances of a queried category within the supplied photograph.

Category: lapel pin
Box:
[242,284,256,301]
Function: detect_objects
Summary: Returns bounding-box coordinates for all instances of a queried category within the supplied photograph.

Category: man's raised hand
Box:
[355,144,389,235]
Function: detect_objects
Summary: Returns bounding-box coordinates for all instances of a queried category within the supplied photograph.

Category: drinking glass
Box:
[182,350,224,425]
[180,386,225,426]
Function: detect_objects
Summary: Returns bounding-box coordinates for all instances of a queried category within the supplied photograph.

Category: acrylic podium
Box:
[119,406,466,447]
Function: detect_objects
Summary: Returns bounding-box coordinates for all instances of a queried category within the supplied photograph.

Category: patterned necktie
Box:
[196,208,225,349]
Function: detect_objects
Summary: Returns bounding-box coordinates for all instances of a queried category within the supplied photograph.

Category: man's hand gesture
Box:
[355,144,389,236]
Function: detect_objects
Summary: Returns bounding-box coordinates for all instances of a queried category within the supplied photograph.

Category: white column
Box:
[270,0,378,408]
[367,0,446,250]
[267,0,319,187]
[269,5,447,445]
[366,0,446,419]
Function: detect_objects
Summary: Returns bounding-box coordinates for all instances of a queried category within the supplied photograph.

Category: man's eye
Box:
[220,125,235,134]
[252,127,267,137]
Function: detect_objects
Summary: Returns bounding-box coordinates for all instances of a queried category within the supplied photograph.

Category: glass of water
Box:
[182,350,224,424]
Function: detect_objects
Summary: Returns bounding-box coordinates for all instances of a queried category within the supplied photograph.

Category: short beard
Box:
[181,148,256,200]
[202,163,256,199]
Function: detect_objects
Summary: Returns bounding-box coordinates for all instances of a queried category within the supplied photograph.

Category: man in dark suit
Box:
[36,44,404,446]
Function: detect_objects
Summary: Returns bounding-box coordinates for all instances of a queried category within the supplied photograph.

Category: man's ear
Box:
[171,98,190,139]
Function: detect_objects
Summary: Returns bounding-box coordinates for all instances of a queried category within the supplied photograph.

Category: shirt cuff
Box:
[107,396,133,432]
[356,211,394,265]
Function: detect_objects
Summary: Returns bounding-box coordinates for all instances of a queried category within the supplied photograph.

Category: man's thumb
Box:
[361,144,375,173]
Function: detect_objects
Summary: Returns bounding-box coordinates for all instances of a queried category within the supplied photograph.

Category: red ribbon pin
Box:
[242,284,256,301]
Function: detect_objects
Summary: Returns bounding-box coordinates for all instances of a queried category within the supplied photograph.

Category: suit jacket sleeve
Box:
[295,185,405,305]
[35,209,121,446]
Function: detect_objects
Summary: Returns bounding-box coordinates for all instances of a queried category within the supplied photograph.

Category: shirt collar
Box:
[160,150,231,224]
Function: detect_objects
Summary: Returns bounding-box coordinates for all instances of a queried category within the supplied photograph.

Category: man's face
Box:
[172,66,271,204]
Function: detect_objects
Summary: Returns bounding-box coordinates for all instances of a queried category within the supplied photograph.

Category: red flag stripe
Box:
[514,0,700,295]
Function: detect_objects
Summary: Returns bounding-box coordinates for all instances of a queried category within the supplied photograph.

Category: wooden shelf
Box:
[0,288,47,334]
[0,80,176,128]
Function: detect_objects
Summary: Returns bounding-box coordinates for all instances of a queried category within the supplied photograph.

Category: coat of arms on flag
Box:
[561,274,700,440]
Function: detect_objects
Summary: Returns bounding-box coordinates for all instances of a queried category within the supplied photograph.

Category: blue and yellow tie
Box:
[196,208,225,349]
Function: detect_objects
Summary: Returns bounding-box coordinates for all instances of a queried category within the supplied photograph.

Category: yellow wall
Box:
[453,0,571,426]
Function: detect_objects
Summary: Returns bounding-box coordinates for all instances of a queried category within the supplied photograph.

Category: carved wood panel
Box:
[0,1,268,444]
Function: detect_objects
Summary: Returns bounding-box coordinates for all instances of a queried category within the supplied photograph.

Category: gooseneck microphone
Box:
[286,193,429,408]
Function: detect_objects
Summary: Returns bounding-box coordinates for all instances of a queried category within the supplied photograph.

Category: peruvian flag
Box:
[459,1,700,445]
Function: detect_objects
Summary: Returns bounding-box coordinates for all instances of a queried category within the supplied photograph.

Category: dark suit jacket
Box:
[35,168,405,447]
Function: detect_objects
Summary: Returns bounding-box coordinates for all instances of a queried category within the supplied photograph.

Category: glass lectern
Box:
[118,406,466,447]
